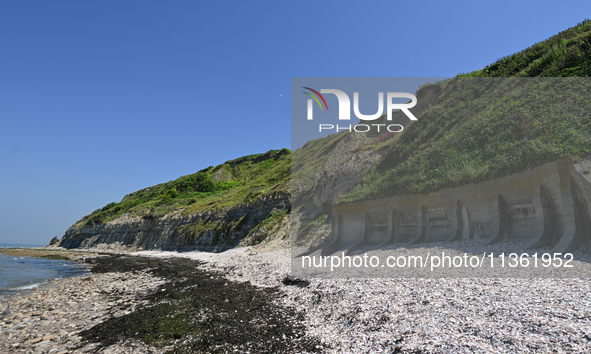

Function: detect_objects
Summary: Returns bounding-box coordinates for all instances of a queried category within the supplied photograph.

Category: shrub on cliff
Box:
[195,173,215,193]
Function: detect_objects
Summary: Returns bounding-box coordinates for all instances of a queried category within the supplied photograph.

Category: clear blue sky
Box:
[0,1,588,245]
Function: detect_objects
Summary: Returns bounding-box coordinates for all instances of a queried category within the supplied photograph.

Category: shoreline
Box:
[2,247,591,352]
[0,248,117,298]
[0,250,94,299]
[0,262,166,353]
[0,248,110,262]
[0,250,322,353]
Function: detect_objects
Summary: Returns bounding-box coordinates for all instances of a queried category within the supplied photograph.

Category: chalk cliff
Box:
[60,191,290,252]
[58,21,591,253]
[58,149,291,252]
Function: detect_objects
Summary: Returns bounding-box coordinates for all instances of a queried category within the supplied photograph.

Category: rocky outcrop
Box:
[59,192,289,252]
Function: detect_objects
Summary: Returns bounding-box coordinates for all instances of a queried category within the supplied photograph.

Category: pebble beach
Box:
[1,247,591,353]
[143,247,591,353]
[0,268,165,353]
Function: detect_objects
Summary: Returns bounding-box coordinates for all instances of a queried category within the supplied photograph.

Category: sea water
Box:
[0,253,89,296]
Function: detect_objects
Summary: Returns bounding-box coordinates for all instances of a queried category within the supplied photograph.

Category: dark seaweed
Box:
[79,255,322,353]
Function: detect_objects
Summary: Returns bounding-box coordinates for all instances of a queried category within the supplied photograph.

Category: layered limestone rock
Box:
[59,192,289,252]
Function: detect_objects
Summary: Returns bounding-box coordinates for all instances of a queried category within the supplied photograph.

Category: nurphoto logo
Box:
[302,87,418,133]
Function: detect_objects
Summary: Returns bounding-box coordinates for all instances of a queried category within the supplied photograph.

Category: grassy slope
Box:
[75,20,591,227]
[291,130,351,192]
[77,148,291,226]
[339,20,591,203]
[462,20,591,77]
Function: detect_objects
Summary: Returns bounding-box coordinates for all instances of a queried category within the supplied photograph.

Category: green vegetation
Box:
[262,209,289,229]
[341,77,591,202]
[78,20,591,230]
[80,148,291,226]
[177,219,221,240]
[291,130,350,191]
[251,209,289,233]
[461,20,591,77]
[338,20,591,203]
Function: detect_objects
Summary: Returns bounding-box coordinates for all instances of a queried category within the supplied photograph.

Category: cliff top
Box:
[76,148,291,227]
[336,20,591,203]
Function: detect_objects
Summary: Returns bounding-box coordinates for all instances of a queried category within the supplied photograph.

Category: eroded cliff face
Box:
[59,192,289,252]
[292,83,445,220]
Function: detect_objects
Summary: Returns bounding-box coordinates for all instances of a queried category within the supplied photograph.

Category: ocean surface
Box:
[2,243,47,248]
[0,253,89,296]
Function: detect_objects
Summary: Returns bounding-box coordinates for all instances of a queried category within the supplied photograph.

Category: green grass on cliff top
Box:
[461,19,591,78]
[80,20,591,223]
[80,148,291,226]
[339,20,591,203]
[340,77,591,203]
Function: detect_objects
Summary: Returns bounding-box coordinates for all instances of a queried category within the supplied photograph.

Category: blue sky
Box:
[0,1,589,245]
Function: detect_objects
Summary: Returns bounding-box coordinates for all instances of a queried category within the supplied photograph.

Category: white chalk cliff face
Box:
[59,192,289,252]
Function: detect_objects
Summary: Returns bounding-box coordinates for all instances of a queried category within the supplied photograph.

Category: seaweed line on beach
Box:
[78,255,322,353]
